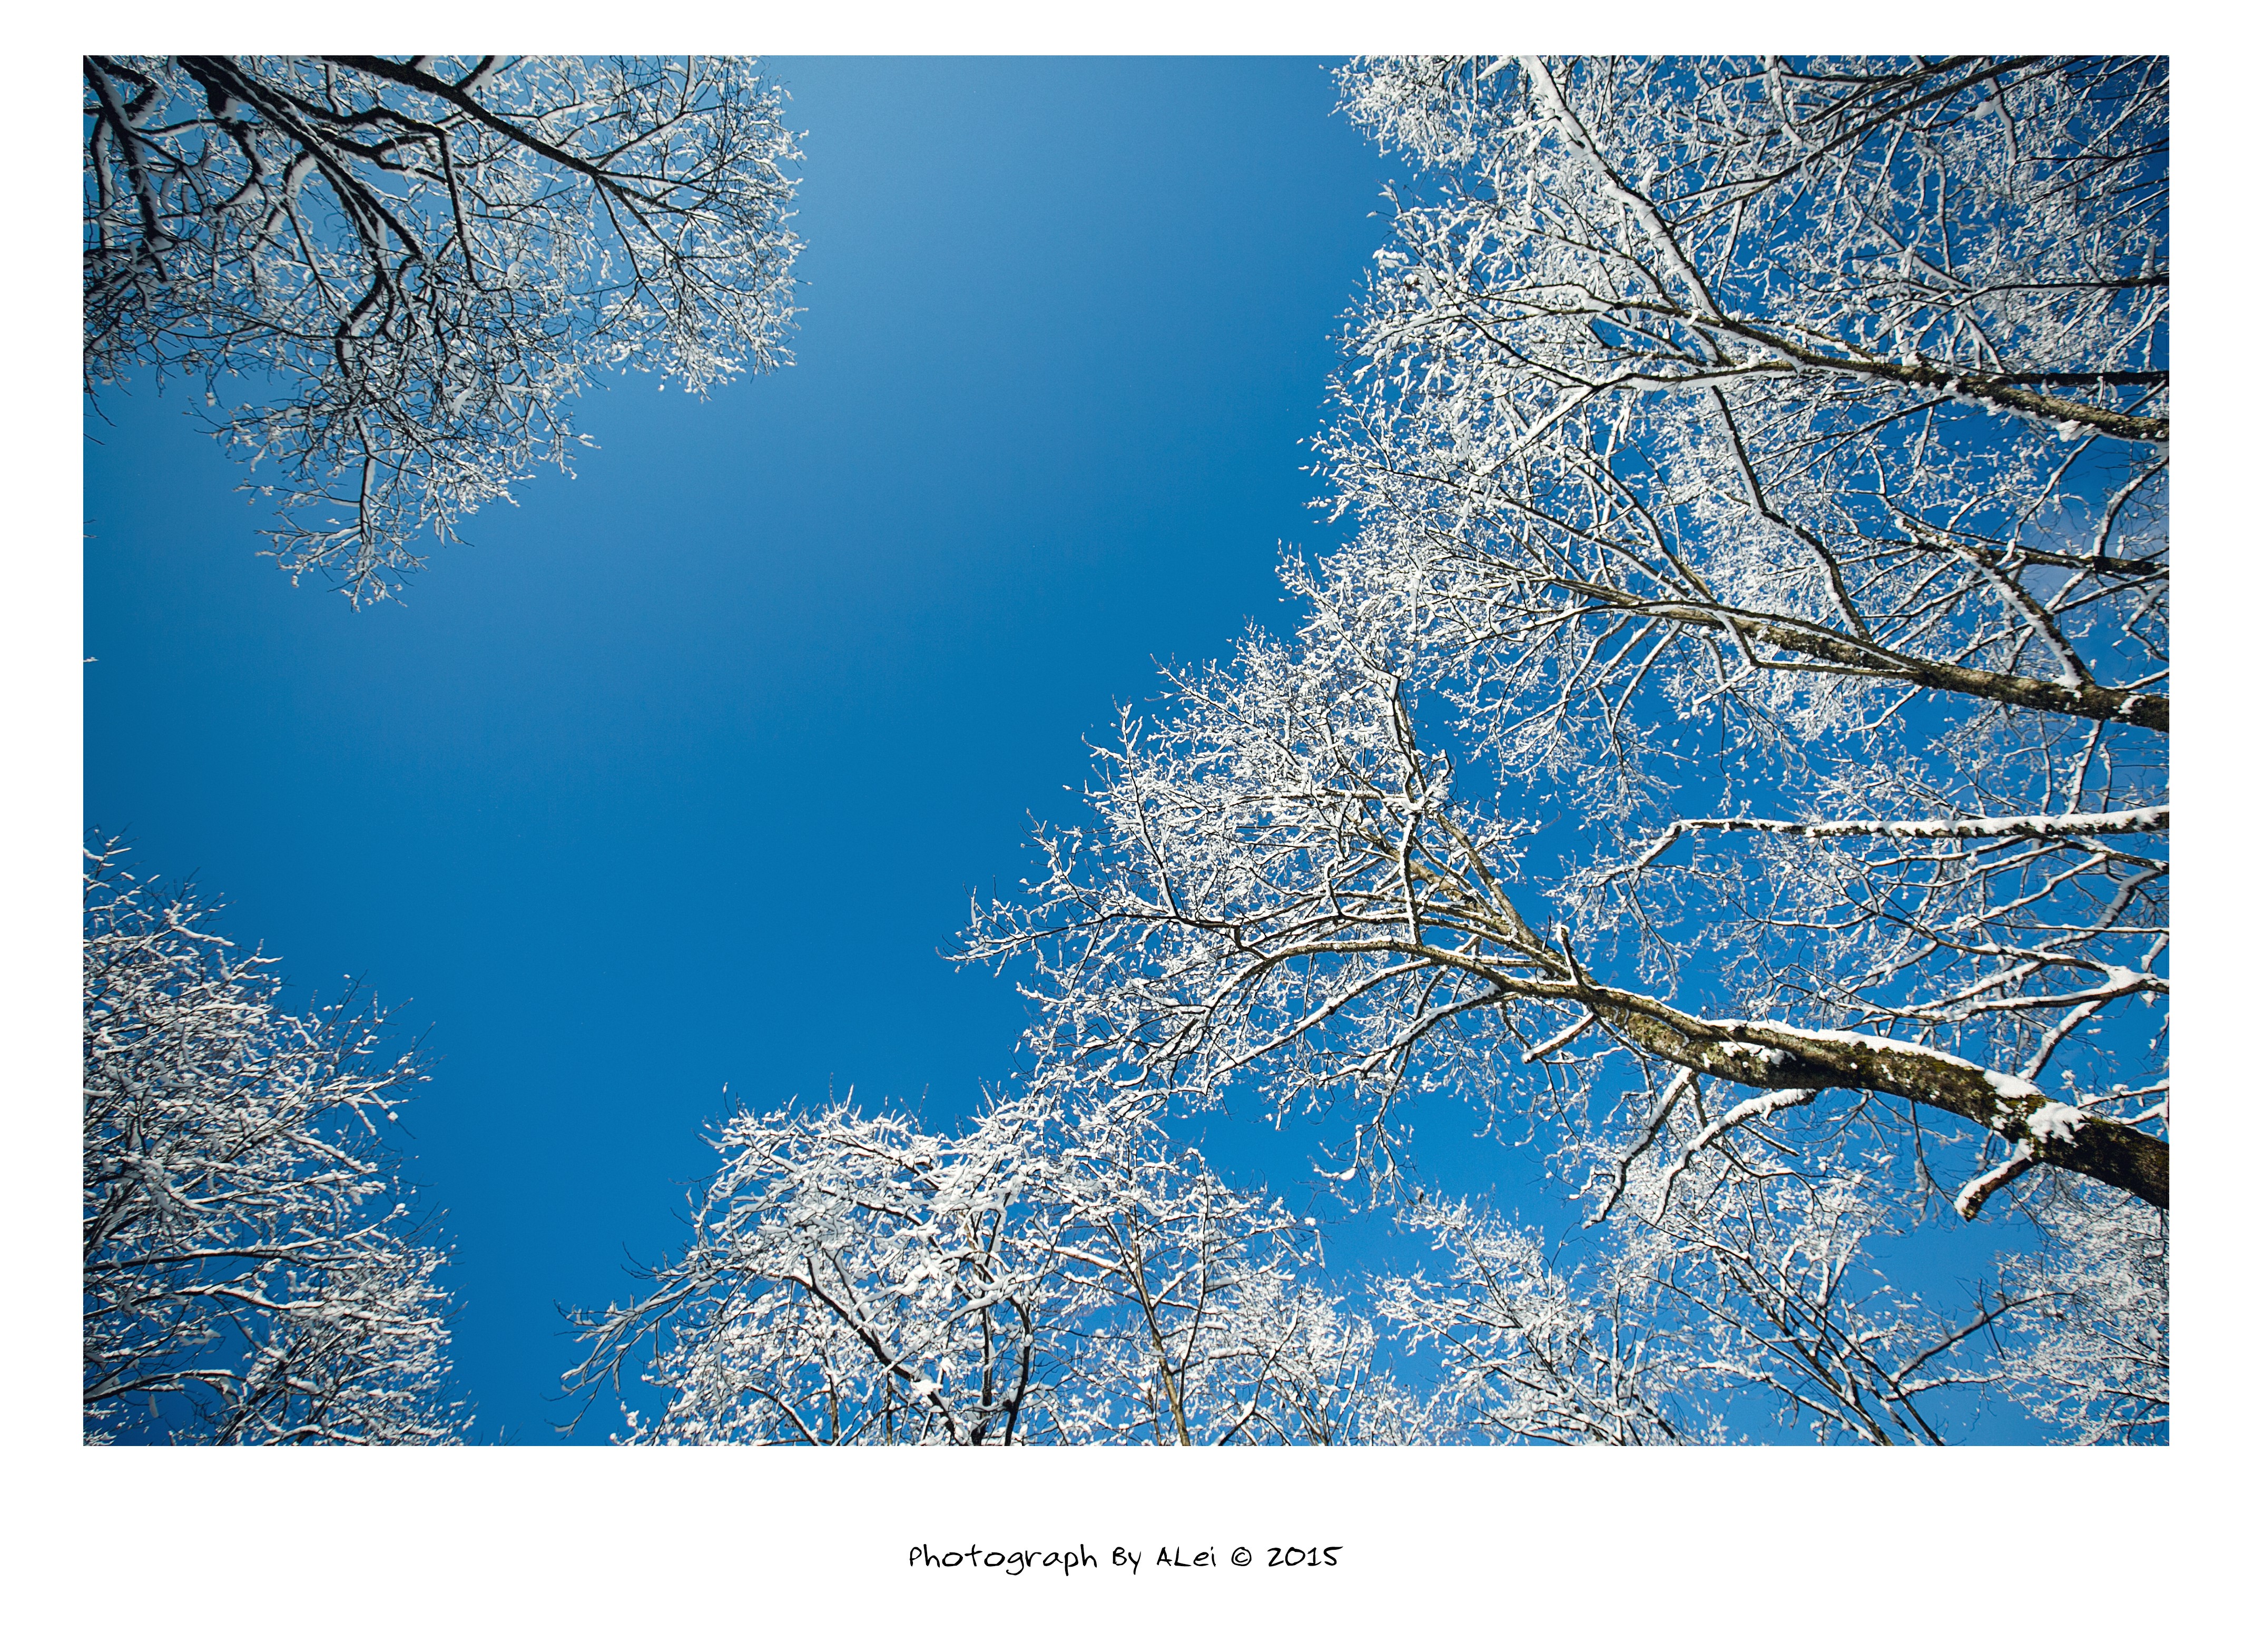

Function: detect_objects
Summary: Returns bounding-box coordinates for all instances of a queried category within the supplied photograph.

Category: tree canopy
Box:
[84,55,801,602]
[943,54,2168,1444]
[84,842,465,1444]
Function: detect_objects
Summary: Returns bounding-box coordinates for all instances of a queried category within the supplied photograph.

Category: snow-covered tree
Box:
[564,1092,1422,1445]
[1380,1156,2033,1446]
[83,841,464,1444]
[83,55,800,602]
[1999,1183,2167,1443]
[960,56,2166,1441]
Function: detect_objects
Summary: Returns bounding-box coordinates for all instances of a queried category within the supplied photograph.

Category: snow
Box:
[1723,1021,1988,1074]
[1952,1143,2032,1219]
[2024,1102,2088,1144]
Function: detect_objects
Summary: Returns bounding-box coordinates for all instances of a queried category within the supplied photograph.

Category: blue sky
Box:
[84,57,1434,1442]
